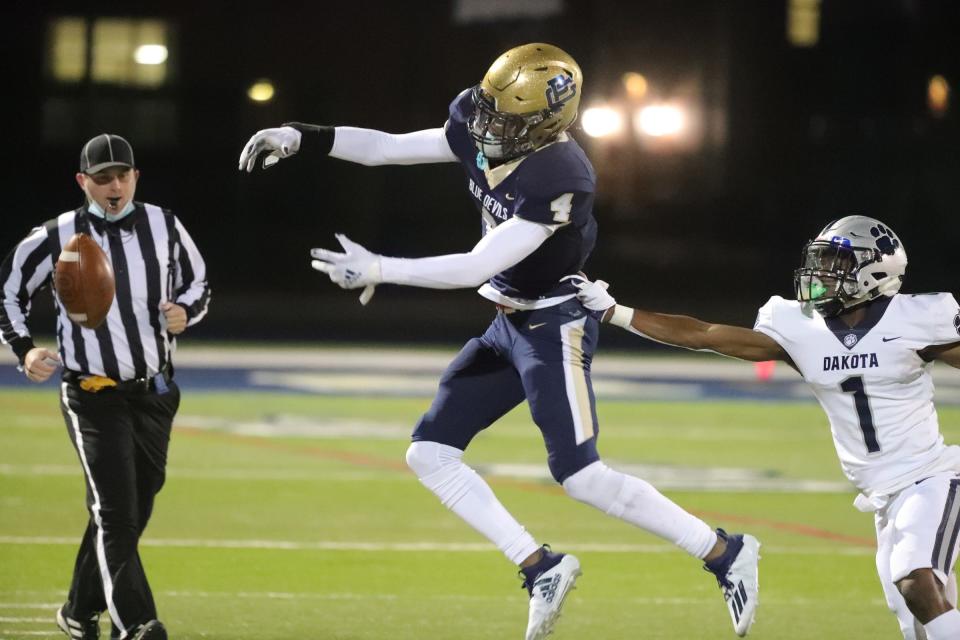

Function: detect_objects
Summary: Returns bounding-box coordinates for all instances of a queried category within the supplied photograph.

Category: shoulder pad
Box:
[515,141,596,198]
[448,88,474,125]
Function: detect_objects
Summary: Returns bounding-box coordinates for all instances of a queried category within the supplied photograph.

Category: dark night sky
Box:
[3,0,959,345]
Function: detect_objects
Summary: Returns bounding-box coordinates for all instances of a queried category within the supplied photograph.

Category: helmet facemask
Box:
[794,241,867,317]
[469,86,556,161]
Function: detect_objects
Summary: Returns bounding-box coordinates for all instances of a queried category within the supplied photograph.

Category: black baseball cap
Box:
[79,134,136,174]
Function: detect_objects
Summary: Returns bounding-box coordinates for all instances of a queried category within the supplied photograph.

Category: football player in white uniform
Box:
[575,215,960,640]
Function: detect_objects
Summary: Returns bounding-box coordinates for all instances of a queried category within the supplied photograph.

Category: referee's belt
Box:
[64,365,173,394]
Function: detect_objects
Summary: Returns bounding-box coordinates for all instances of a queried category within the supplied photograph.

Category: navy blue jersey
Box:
[445,88,598,300]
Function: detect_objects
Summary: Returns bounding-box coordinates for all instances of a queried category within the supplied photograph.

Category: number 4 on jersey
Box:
[840,375,881,453]
[550,193,574,223]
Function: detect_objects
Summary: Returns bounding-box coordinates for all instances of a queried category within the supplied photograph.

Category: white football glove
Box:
[238,126,303,172]
[310,234,381,305]
[573,277,617,313]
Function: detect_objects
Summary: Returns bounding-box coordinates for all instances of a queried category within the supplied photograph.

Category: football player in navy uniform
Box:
[239,43,760,639]
[576,215,960,640]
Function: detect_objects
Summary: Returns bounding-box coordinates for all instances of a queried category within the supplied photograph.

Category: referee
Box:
[0,134,210,640]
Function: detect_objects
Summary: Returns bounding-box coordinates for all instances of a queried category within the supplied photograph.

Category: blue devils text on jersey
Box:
[445,88,598,300]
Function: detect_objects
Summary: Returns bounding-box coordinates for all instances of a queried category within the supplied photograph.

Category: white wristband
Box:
[609,305,634,329]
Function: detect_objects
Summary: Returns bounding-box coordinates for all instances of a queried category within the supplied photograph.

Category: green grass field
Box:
[5,386,959,639]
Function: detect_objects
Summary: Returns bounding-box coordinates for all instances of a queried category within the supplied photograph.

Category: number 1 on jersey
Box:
[840,375,881,453]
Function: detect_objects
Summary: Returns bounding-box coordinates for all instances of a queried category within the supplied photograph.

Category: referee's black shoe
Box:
[130,620,166,640]
[56,605,100,640]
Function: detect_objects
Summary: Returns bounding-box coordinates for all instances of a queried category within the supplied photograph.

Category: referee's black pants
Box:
[58,379,180,638]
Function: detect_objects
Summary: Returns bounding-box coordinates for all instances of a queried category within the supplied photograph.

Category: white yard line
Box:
[0,618,52,623]
[0,464,380,482]
[153,591,892,607]
[0,536,873,554]
[248,371,711,400]
[0,618,53,625]
[0,460,853,493]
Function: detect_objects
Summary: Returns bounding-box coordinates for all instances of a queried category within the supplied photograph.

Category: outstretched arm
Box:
[379,217,554,288]
[609,306,788,362]
[327,127,458,166]
[310,217,555,292]
[576,279,788,362]
[239,124,457,171]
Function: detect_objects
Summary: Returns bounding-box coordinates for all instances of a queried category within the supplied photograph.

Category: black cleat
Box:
[130,620,167,640]
[56,605,100,640]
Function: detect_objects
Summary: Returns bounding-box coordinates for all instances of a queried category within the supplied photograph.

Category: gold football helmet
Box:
[469,43,582,161]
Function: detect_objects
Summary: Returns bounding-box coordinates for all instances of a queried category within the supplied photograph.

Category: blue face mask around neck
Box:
[88,200,135,222]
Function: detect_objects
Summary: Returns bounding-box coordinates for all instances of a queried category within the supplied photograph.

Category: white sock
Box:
[563,461,717,559]
[406,441,539,564]
[924,609,960,640]
[923,609,960,640]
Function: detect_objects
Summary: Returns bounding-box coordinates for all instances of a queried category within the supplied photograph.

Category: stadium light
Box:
[581,106,624,138]
[622,72,648,99]
[133,44,168,65]
[247,79,276,103]
[635,104,686,137]
[788,0,821,47]
[928,74,950,117]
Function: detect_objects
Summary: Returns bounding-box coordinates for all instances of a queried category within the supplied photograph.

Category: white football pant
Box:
[874,472,960,640]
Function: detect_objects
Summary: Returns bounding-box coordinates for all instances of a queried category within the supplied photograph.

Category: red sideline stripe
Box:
[176,425,409,471]
[691,509,874,547]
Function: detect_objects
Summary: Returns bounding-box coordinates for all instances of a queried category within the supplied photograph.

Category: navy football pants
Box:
[413,299,600,482]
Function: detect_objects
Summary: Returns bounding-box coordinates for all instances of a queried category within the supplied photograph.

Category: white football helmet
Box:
[794,215,907,317]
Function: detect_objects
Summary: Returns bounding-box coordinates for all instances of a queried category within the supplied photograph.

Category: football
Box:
[54,233,115,329]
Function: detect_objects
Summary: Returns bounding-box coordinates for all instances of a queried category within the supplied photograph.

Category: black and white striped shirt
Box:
[0,202,210,380]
